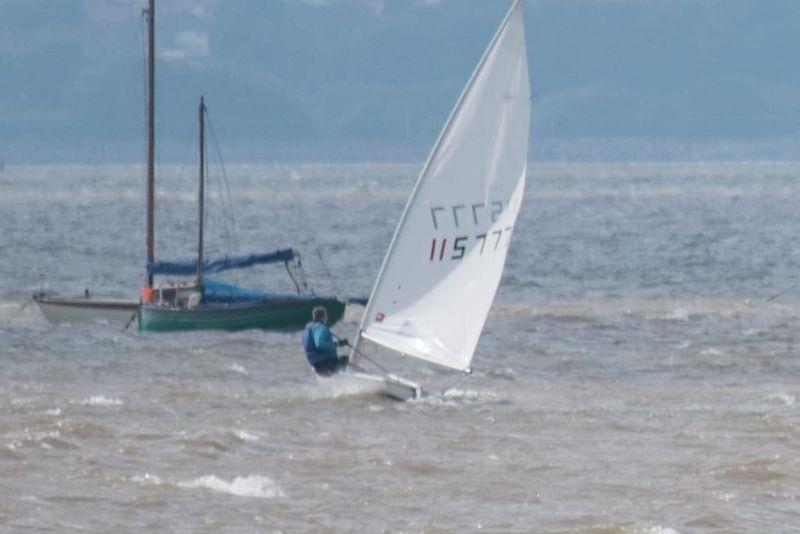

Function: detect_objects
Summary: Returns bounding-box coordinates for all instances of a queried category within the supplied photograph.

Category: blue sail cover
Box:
[147,249,295,277]
[202,279,303,303]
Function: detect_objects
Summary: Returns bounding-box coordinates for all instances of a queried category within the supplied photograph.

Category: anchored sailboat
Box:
[35,0,347,331]
[349,0,530,399]
[137,97,345,332]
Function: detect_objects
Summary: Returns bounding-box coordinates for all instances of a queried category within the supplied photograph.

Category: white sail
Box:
[355,0,530,372]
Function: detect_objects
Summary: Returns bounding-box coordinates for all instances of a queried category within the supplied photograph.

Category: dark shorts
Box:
[313,356,349,377]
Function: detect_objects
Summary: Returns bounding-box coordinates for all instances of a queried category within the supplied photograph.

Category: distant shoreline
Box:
[4,137,800,166]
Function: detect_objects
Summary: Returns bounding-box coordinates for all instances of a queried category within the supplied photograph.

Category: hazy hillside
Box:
[2,0,800,163]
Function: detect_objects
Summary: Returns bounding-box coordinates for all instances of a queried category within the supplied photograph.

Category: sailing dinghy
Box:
[347,0,530,400]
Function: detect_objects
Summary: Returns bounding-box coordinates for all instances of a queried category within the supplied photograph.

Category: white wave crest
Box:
[80,395,123,406]
[441,388,497,402]
[228,364,248,375]
[767,392,796,406]
[638,528,681,534]
[417,388,500,407]
[131,473,164,486]
[234,430,260,442]
[178,475,284,499]
[666,308,690,321]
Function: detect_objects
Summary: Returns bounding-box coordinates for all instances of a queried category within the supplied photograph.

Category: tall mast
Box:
[196,97,206,288]
[146,0,155,286]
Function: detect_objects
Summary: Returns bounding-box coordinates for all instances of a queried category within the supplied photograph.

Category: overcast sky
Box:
[2,0,800,163]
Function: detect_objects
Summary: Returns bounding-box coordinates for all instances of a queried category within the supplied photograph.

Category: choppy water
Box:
[1,162,799,532]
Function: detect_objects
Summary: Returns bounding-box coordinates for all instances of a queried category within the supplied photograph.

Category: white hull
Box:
[34,294,138,325]
[350,372,422,401]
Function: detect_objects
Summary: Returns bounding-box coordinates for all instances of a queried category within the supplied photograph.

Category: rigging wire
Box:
[346,343,391,376]
[439,370,472,397]
[316,249,341,297]
[7,296,34,325]
[205,111,239,259]
[122,309,137,332]
[766,287,795,302]
[209,14,330,294]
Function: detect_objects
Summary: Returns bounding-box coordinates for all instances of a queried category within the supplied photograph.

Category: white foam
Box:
[441,388,498,403]
[666,308,690,321]
[640,528,681,534]
[228,364,248,375]
[234,430,260,442]
[767,392,796,406]
[131,473,164,486]
[178,475,284,499]
[80,395,123,407]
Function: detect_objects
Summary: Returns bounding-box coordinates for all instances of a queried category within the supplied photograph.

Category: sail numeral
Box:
[428,228,512,261]
[452,205,465,227]
[430,238,449,261]
[471,203,484,225]
[430,207,445,230]
[452,236,468,259]
[476,233,487,254]
[490,201,503,222]
[431,201,504,229]
[492,229,503,250]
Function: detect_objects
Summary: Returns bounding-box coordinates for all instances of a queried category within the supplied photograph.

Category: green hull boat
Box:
[138,295,345,333]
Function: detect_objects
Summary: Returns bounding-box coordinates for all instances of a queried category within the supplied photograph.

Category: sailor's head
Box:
[312,306,328,324]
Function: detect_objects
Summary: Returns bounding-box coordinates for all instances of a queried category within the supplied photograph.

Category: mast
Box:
[146,0,155,286]
[196,97,206,288]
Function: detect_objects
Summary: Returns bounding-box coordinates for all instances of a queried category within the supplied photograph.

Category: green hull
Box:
[138,296,345,333]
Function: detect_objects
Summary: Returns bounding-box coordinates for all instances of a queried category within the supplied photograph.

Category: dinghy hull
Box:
[33,293,138,325]
[350,372,422,401]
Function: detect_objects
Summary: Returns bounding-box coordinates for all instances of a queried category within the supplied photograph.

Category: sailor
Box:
[301,306,349,376]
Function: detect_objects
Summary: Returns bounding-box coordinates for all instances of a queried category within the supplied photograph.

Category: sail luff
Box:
[353,0,529,372]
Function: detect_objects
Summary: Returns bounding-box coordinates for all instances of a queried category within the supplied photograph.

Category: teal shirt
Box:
[301,321,337,365]
[311,322,337,355]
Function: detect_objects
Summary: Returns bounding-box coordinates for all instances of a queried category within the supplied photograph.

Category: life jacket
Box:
[301,322,327,365]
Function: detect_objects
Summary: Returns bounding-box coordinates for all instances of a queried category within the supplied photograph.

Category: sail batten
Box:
[354,0,530,372]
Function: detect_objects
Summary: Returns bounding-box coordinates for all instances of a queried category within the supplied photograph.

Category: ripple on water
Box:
[55,419,114,440]
[712,456,788,483]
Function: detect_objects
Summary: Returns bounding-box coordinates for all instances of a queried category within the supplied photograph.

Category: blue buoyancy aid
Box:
[301,322,337,365]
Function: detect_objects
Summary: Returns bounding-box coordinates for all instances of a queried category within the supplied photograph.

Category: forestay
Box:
[354,0,530,372]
